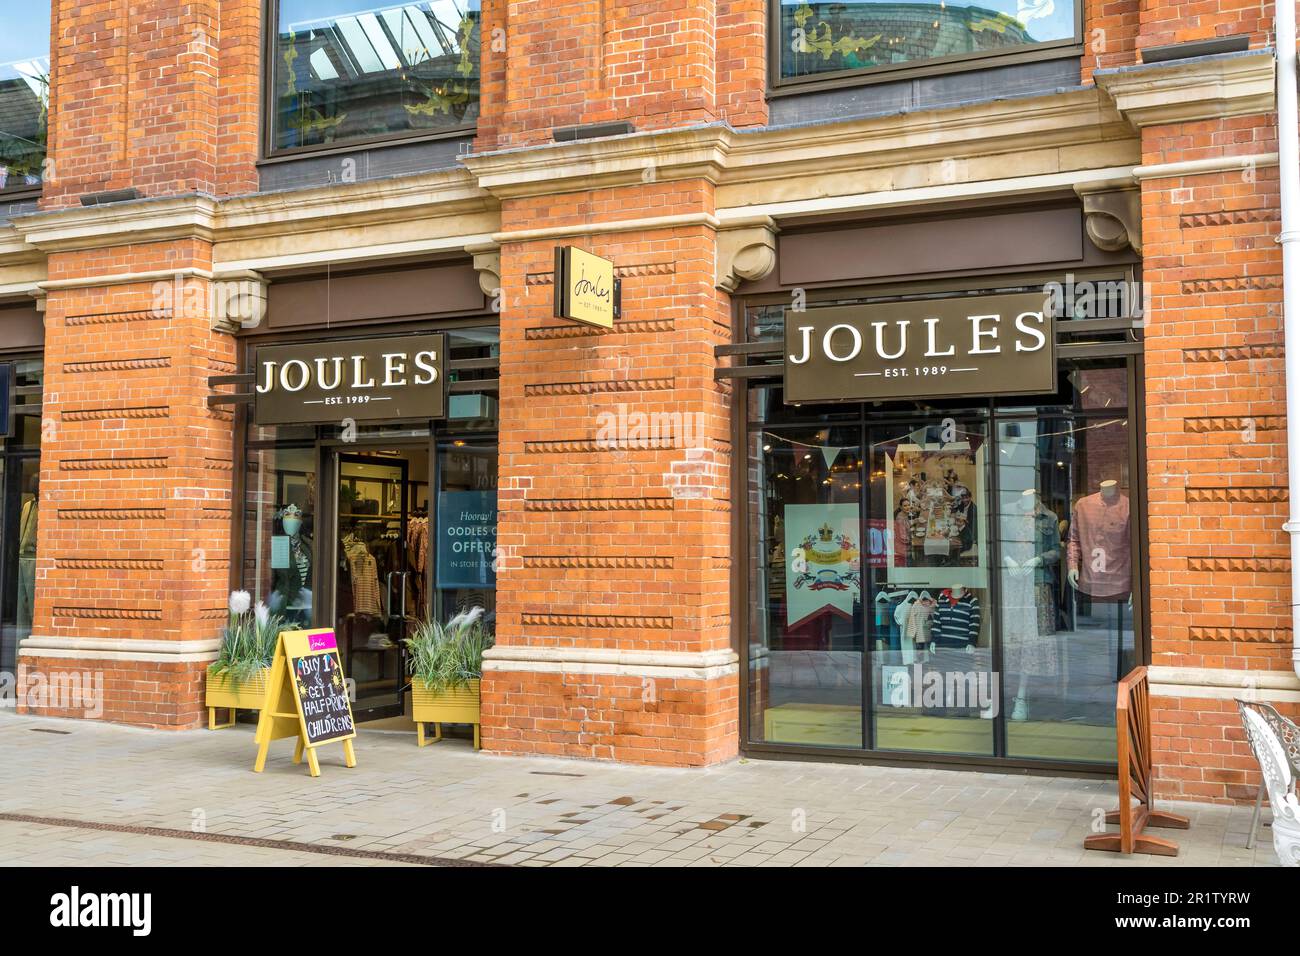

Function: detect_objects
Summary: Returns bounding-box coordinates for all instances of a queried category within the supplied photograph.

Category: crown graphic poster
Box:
[785,503,862,630]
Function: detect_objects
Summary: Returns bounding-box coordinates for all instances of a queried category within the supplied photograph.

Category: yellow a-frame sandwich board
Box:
[253,628,357,777]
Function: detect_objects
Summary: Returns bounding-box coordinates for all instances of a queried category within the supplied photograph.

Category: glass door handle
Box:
[386,571,397,620]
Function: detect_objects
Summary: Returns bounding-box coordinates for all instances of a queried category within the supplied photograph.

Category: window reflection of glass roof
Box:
[0,57,50,94]
[286,2,474,80]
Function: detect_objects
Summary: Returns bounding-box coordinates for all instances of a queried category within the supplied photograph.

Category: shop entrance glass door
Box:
[865,418,996,756]
[333,446,430,719]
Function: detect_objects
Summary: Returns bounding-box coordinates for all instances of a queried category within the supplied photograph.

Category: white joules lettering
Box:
[256,360,276,394]
[350,355,375,388]
[1013,311,1048,352]
[382,353,407,387]
[872,320,908,360]
[967,314,1000,355]
[413,350,439,385]
[923,317,956,357]
[824,324,862,362]
[258,345,442,396]
[793,307,1049,364]
[788,326,815,365]
[314,356,344,390]
[280,359,310,392]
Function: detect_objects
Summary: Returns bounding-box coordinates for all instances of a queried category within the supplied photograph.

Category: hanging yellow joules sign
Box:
[554,246,619,328]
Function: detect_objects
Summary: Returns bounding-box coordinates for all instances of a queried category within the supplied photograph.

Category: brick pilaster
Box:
[1140,106,1295,800]
[17,0,259,726]
[482,180,738,765]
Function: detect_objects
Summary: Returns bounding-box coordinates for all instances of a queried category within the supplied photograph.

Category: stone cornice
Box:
[0,224,40,262]
[461,123,732,199]
[215,167,494,240]
[723,85,1133,184]
[13,195,220,253]
[460,89,1134,199]
[1094,49,1276,128]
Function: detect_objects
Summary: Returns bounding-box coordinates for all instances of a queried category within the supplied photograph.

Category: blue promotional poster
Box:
[436,490,498,589]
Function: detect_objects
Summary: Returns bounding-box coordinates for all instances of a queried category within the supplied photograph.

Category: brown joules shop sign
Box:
[784,292,1055,403]
[254,333,446,426]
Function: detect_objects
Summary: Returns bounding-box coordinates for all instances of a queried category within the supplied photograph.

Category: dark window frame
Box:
[260,0,481,163]
[766,0,1086,96]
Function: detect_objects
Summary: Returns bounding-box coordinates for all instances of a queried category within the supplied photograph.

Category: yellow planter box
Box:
[205,665,269,729]
[411,678,481,749]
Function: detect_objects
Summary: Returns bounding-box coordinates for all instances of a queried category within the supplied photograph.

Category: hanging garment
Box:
[408,515,430,576]
[904,596,935,645]
[345,537,383,617]
[19,497,38,556]
[931,591,981,647]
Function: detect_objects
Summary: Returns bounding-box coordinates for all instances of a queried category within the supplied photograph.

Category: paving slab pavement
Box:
[0,710,1280,867]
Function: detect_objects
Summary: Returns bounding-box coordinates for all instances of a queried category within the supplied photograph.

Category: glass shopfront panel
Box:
[745,360,1137,767]
[0,357,43,676]
[751,425,865,748]
[271,0,481,153]
[995,365,1133,762]
[867,418,995,756]
[244,445,319,629]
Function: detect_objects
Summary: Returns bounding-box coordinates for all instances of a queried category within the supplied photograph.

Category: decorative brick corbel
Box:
[467,241,502,298]
[1075,183,1142,255]
[717,216,778,293]
[210,269,268,334]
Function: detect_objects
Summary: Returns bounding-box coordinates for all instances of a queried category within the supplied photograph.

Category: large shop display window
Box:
[270,0,481,153]
[0,358,43,676]
[747,349,1139,767]
[0,0,49,191]
[775,0,1079,84]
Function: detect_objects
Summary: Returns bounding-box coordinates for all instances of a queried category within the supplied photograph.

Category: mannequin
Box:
[1067,479,1133,679]
[17,476,38,634]
[931,584,980,651]
[1067,479,1131,599]
[1003,488,1061,721]
[271,503,313,625]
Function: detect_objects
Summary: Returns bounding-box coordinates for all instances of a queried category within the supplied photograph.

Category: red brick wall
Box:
[1082,0,1141,84]
[20,0,260,725]
[43,0,259,207]
[1138,0,1274,53]
[19,250,235,727]
[18,658,208,729]
[1140,106,1289,800]
[482,178,738,765]
[478,0,726,150]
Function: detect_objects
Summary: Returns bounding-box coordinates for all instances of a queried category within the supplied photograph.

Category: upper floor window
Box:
[0,1,50,192]
[776,0,1079,85]
[270,0,481,155]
